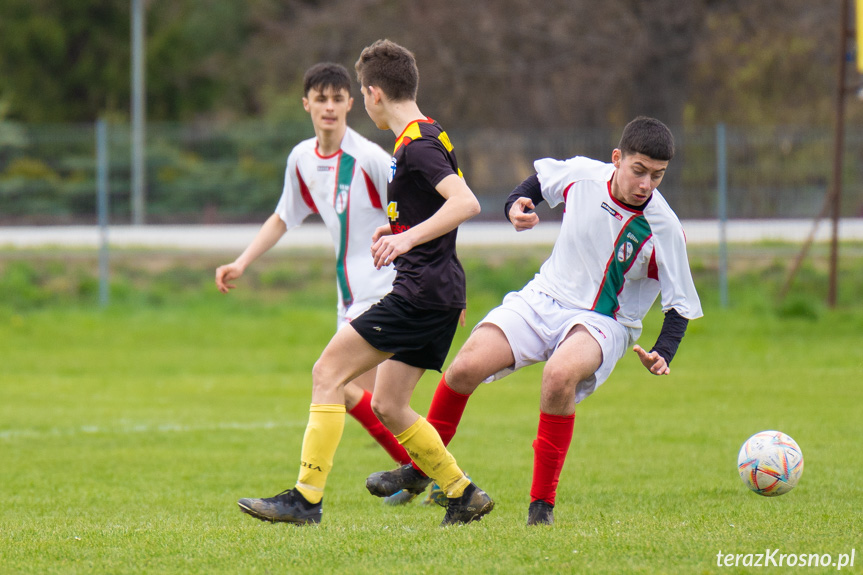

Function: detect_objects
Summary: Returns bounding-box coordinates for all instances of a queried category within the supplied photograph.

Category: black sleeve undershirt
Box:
[650,308,689,365]
[504,174,544,221]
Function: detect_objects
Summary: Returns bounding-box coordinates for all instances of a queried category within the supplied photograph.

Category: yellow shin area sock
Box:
[396,417,470,499]
[295,404,345,504]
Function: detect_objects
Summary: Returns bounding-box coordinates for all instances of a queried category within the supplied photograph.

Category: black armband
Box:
[650,308,689,365]
[504,174,544,222]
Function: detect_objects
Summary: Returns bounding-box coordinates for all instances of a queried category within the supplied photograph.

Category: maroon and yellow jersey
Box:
[386,117,466,310]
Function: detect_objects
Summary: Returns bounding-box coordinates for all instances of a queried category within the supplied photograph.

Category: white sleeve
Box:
[274,148,313,230]
[534,156,608,209]
[655,224,704,320]
[534,157,575,208]
[365,145,391,209]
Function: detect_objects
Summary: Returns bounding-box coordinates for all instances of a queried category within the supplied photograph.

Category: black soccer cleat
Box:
[423,472,471,507]
[366,464,433,498]
[526,499,554,526]
[237,488,322,525]
[440,482,494,526]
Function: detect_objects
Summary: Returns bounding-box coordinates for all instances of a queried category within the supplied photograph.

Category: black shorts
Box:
[350,293,462,371]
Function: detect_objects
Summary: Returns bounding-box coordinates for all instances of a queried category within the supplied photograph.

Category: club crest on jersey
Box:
[388,157,397,183]
[601,202,623,221]
[617,241,634,263]
[335,184,349,214]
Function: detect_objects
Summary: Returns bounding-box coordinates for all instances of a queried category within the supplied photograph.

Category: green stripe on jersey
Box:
[335,153,356,309]
[593,215,652,317]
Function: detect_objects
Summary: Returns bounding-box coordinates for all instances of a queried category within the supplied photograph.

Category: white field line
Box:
[0,419,305,441]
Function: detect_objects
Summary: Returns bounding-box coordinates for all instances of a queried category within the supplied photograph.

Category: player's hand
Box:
[371,231,414,269]
[509,197,540,232]
[633,345,670,376]
[371,224,393,244]
[215,263,243,294]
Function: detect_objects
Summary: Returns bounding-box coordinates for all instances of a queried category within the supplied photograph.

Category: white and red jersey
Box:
[529,156,703,334]
[275,127,395,320]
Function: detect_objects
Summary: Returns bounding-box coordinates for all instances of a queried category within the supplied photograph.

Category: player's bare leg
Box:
[370,324,515,506]
[310,326,390,404]
[540,325,601,416]
[345,366,376,400]
[367,359,494,525]
[444,323,516,394]
[342,367,378,415]
[366,361,436,497]
[368,359,425,434]
[341,366,412,472]
[528,325,602,526]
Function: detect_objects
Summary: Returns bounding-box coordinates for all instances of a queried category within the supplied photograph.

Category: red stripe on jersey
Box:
[296,168,318,213]
[362,167,382,209]
[562,182,574,209]
[591,218,633,314]
[647,249,659,280]
[590,214,643,317]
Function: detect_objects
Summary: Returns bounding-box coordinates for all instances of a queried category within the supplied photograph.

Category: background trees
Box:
[1,0,860,224]
[0,0,859,128]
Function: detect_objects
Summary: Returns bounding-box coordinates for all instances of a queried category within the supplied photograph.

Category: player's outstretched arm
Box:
[632,344,670,376]
[215,213,287,293]
[371,174,480,269]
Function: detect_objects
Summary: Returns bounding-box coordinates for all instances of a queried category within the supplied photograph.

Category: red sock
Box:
[411,374,471,474]
[530,411,575,506]
[348,390,411,465]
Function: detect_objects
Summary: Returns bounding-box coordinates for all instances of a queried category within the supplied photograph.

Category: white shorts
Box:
[477,286,634,403]
[337,298,383,331]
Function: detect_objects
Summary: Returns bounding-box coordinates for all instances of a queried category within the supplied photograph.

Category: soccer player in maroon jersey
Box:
[236,41,493,527]
[216,64,412,481]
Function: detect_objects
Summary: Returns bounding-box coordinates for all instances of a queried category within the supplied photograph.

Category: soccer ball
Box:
[737,430,804,496]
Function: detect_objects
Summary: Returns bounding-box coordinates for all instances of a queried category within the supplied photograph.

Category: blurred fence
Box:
[1,120,862,225]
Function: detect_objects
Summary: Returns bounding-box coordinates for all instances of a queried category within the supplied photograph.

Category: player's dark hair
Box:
[303,63,352,97]
[618,116,675,161]
[354,39,418,102]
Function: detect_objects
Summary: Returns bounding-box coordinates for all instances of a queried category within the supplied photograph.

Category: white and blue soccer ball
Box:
[737,430,804,496]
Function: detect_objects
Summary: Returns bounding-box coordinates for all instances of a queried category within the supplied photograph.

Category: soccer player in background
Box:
[367,116,703,526]
[215,63,414,488]
[234,40,494,526]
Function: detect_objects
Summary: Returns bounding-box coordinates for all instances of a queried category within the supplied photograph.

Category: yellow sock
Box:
[396,417,471,499]
[295,404,345,504]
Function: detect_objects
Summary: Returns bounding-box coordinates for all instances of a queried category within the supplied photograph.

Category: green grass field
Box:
[1,245,862,574]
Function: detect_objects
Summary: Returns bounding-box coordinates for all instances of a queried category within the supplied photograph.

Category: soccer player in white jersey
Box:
[370,116,703,526]
[215,63,413,480]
